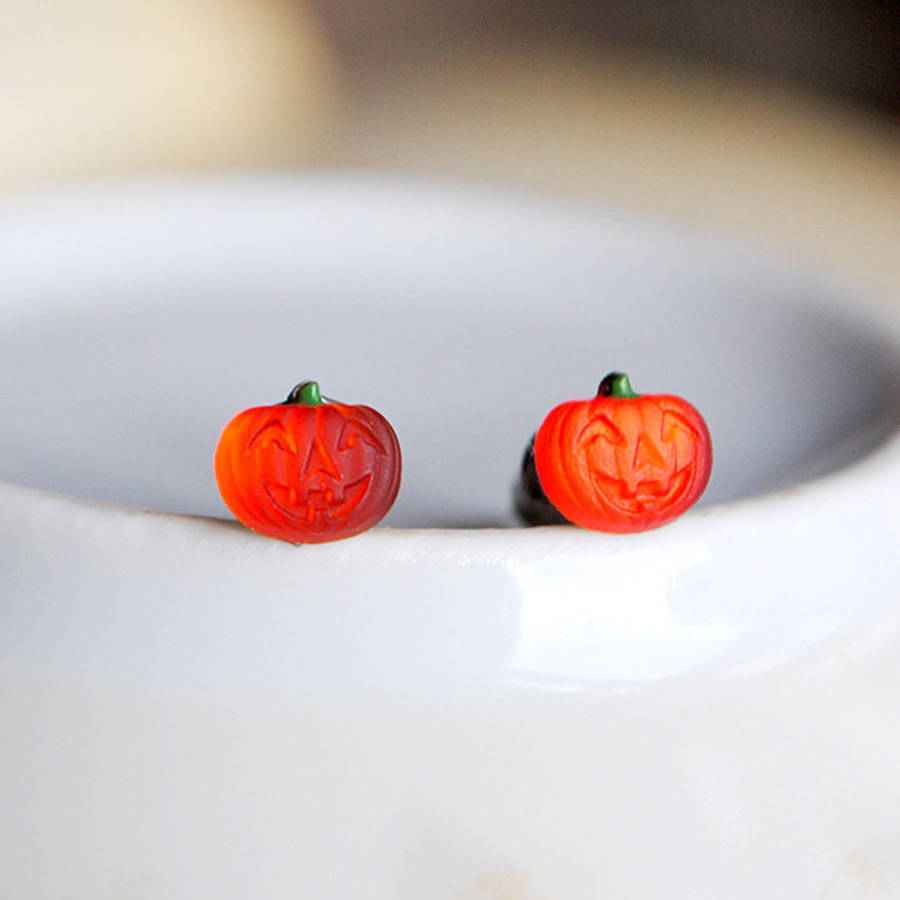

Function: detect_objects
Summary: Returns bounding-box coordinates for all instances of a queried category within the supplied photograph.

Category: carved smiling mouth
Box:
[589,465,694,515]
[262,473,372,526]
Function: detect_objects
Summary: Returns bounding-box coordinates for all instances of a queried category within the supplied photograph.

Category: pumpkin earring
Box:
[215,381,401,543]
[516,372,712,533]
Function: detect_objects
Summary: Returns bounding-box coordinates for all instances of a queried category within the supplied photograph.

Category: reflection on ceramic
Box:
[2,176,900,897]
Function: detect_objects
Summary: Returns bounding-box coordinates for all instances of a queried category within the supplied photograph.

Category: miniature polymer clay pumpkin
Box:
[214,381,401,543]
[533,372,712,533]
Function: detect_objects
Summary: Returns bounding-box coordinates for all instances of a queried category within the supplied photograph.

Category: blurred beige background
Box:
[0,0,338,182]
[1,0,899,298]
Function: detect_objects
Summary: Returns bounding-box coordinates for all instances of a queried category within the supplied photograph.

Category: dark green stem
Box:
[598,372,640,399]
[285,381,323,406]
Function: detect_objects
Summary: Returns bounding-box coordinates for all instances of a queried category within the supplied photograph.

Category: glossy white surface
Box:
[2,176,900,897]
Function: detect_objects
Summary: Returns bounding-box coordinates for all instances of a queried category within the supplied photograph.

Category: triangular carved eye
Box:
[576,414,624,449]
[661,409,701,446]
[338,418,387,455]
[246,418,297,455]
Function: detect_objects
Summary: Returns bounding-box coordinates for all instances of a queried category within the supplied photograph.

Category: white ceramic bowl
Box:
[3,175,900,897]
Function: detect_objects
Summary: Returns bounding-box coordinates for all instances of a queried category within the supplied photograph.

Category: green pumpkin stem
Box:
[285,381,323,406]
[598,372,639,399]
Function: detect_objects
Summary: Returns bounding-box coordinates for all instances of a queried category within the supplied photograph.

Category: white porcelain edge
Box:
[3,173,900,695]
[4,422,899,695]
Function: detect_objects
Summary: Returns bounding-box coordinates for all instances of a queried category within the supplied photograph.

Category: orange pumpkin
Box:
[214,381,401,543]
[533,373,712,533]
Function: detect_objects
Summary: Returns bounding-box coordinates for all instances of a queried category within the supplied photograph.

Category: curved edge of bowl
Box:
[2,424,899,694]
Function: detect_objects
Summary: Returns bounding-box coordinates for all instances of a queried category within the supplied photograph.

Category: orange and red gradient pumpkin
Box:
[530,373,712,533]
[215,381,401,543]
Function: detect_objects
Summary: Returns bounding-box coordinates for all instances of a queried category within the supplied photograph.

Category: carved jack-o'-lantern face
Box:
[534,373,712,533]
[215,382,401,543]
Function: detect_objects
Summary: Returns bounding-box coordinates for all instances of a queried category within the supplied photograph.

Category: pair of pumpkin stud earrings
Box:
[214,373,713,544]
